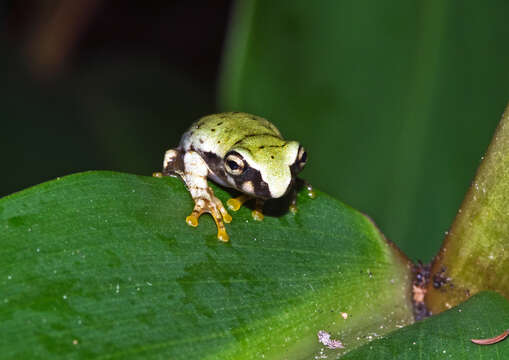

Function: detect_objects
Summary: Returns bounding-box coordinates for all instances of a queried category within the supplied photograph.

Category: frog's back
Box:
[180,112,283,157]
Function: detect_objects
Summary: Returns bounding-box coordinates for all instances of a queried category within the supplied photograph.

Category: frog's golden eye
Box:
[297,146,307,167]
[224,152,245,175]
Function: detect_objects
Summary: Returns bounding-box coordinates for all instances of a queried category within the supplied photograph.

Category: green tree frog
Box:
[156,112,311,242]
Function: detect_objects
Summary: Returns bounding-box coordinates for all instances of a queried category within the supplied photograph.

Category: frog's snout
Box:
[266,175,292,199]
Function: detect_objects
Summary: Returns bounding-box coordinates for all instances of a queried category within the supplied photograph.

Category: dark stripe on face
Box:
[201,150,227,179]
[201,149,272,198]
[233,167,271,199]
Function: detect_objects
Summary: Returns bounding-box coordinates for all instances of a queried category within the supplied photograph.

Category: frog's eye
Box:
[297,146,307,167]
[224,152,245,175]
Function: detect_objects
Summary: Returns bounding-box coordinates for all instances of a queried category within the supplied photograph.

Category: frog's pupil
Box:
[227,160,239,170]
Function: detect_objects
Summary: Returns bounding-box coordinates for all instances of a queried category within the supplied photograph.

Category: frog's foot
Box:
[186,195,231,242]
[251,198,264,221]
[152,172,163,178]
[227,194,251,211]
[227,195,265,221]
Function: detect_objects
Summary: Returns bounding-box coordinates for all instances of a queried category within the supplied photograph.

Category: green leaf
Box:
[342,291,509,359]
[427,103,509,313]
[0,171,412,358]
[220,0,509,261]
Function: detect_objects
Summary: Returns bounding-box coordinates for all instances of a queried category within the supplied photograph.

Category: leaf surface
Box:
[0,171,412,359]
[342,291,509,360]
[427,103,509,313]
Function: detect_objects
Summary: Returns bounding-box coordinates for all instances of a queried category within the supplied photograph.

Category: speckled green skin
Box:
[183,112,284,158]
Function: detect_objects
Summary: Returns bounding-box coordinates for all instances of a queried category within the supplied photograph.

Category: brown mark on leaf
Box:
[471,329,509,345]
[432,266,450,289]
[412,261,431,320]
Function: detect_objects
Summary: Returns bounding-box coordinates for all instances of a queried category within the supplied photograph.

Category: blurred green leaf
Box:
[342,291,509,359]
[427,104,509,313]
[0,171,412,359]
[220,0,509,261]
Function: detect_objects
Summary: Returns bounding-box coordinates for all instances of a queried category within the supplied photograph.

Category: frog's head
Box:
[223,137,307,199]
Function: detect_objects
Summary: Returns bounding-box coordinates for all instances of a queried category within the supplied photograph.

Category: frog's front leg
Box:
[164,149,232,242]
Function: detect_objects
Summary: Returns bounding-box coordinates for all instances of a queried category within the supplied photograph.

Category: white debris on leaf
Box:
[317,330,344,349]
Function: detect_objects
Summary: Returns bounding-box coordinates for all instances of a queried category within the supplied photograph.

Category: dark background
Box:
[3,0,232,195]
[3,0,509,262]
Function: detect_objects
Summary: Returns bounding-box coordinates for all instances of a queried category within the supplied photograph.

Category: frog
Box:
[155,112,312,242]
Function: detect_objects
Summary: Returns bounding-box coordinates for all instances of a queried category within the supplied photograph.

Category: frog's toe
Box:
[226,198,240,211]
[213,197,232,223]
[251,209,264,221]
[212,217,229,242]
[251,198,265,221]
[207,205,230,242]
[221,210,232,223]
[186,214,200,227]
[289,204,298,214]
[227,194,251,211]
